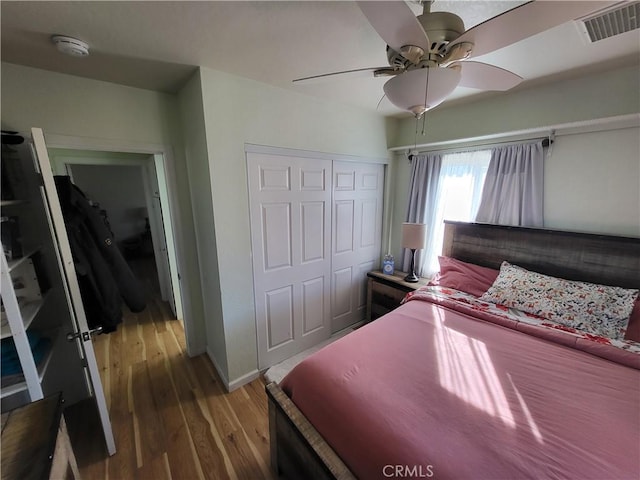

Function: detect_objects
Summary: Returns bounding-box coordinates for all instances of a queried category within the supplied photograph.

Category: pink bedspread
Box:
[281,294,640,480]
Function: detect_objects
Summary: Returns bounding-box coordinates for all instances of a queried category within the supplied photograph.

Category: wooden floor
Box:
[65,257,275,480]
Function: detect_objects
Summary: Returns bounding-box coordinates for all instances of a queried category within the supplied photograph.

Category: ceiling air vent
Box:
[580,1,640,42]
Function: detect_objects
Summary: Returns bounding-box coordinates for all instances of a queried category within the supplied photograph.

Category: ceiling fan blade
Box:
[292,67,395,84]
[448,1,617,58]
[453,62,523,91]
[356,1,430,60]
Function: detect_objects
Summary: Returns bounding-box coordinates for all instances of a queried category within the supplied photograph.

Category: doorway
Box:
[48,148,184,329]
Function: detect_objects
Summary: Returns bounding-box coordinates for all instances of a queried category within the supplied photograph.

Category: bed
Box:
[266,221,640,480]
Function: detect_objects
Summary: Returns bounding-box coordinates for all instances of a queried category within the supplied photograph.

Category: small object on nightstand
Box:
[382,254,394,275]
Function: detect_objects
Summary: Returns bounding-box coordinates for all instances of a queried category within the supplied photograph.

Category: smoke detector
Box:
[51,35,89,57]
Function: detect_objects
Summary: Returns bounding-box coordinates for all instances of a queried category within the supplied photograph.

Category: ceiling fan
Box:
[294,1,615,117]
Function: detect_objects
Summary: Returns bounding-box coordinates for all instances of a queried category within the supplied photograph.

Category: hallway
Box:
[66,258,273,479]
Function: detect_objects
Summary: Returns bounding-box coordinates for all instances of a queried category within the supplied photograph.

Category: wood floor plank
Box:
[130,360,167,465]
[191,356,270,480]
[107,309,138,480]
[136,453,172,480]
[147,334,204,480]
[123,311,145,367]
[162,332,232,480]
[226,385,271,472]
[192,356,240,437]
[147,294,168,333]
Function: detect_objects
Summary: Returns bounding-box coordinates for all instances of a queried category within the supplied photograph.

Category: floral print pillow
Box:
[480,261,639,340]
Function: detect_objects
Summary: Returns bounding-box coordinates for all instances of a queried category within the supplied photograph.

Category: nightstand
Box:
[366,270,430,322]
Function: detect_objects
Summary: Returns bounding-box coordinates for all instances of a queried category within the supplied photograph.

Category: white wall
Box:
[196,67,391,386]
[385,65,640,261]
[1,62,207,354]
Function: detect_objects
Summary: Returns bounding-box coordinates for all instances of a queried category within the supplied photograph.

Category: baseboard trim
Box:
[206,347,230,391]
[228,369,261,392]
[206,347,260,392]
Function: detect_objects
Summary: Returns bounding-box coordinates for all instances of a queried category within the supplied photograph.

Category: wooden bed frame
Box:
[266,221,640,479]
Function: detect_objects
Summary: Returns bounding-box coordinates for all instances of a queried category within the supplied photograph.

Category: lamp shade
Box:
[401,223,427,249]
[383,67,461,117]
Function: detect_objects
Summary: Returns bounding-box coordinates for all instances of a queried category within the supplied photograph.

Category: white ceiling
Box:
[2,1,639,118]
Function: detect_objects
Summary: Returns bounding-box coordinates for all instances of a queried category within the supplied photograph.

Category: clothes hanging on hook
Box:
[54,175,146,333]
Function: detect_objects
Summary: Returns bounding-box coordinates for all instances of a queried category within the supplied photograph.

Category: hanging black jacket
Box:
[54,176,146,332]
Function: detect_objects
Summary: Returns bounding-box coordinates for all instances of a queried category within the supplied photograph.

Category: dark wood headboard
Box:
[442,221,640,289]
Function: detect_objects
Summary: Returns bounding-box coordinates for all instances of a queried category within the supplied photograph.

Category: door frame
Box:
[43,133,193,354]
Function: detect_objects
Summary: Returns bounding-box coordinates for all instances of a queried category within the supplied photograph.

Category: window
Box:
[422,149,491,274]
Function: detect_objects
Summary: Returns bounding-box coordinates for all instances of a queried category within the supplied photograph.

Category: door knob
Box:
[66,326,103,342]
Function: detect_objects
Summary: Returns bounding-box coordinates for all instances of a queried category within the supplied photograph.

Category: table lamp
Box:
[402,223,427,283]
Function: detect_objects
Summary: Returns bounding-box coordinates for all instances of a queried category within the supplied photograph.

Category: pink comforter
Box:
[281,297,640,479]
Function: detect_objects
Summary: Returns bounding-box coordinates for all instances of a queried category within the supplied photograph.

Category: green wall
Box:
[196,67,392,385]
[1,62,207,354]
[389,65,640,148]
[385,65,640,263]
[6,59,635,391]
[177,70,227,376]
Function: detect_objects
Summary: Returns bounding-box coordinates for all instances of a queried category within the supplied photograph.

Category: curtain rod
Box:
[407,136,552,160]
[394,113,639,158]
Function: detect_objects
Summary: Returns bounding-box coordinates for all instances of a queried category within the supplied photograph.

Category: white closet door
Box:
[248,152,332,369]
[332,162,384,333]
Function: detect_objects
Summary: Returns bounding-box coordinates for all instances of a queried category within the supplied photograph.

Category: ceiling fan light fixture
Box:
[51,35,90,57]
[442,42,473,65]
[383,67,461,117]
[398,45,425,65]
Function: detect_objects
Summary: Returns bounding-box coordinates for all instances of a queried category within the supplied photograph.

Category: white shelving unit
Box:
[1,156,51,402]
[0,294,48,340]
[1,239,49,402]
[1,133,60,407]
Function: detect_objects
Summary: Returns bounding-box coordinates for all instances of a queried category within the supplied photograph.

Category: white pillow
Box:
[480,261,639,340]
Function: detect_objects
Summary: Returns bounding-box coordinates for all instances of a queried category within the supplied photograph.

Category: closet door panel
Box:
[249,152,332,369]
[332,266,353,319]
[361,198,379,248]
[301,276,325,334]
[332,162,384,333]
[261,203,293,271]
[300,202,325,264]
[334,200,355,254]
[265,286,294,348]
